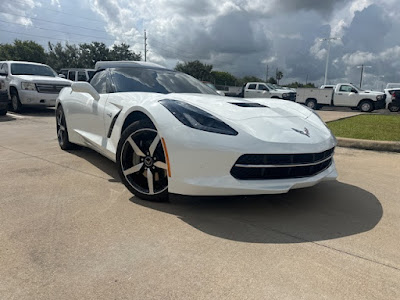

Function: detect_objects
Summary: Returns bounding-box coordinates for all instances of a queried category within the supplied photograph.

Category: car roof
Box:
[0,60,49,66]
[61,68,96,71]
[95,61,167,70]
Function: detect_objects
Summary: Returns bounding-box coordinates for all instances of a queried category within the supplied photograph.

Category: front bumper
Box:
[374,98,386,110]
[160,125,337,196]
[0,91,8,110]
[282,93,296,101]
[18,90,58,107]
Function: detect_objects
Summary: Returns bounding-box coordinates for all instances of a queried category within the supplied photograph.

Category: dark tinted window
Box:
[77,71,87,81]
[110,67,217,94]
[90,70,107,93]
[248,84,256,90]
[10,63,56,77]
[87,71,95,80]
[257,84,268,91]
[68,71,76,81]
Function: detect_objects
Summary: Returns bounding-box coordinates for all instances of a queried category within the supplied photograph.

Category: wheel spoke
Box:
[149,134,160,156]
[57,129,63,139]
[59,124,66,131]
[127,136,145,157]
[154,161,167,169]
[123,162,144,176]
[147,168,154,195]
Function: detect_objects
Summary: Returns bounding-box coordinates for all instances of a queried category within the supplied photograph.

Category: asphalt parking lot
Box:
[1,108,400,299]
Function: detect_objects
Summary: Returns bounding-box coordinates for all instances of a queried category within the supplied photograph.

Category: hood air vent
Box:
[230,102,268,108]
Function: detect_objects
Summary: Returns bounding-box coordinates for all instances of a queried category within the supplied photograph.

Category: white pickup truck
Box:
[296,83,386,112]
[240,82,296,101]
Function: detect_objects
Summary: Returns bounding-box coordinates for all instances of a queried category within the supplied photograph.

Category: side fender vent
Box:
[230,102,268,108]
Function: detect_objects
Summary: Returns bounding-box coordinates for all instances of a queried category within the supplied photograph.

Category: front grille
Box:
[231,148,334,180]
[283,92,296,101]
[36,84,70,94]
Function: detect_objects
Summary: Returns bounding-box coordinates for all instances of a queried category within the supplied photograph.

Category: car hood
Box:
[14,75,72,85]
[359,90,384,96]
[167,93,313,121]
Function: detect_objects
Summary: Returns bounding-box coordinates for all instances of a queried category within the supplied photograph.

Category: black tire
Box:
[10,91,23,113]
[388,103,400,112]
[0,109,7,116]
[305,99,317,110]
[56,105,80,150]
[117,120,169,202]
[359,100,373,112]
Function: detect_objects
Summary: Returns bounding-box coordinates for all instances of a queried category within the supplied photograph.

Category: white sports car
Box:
[56,61,337,201]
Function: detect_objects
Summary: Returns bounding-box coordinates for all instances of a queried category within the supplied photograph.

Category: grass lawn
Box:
[327,115,400,141]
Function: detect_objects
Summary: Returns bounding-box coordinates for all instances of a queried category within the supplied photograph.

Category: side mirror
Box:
[58,74,66,79]
[216,90,225,96]
[262,91,268,94]
[71,82,100,101]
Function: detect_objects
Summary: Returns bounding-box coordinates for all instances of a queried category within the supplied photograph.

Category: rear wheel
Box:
[11,92,22,113]
[388,103,400,112]
[305,99,317,110]
[117,120,169,201]
[359,100,373,112]
[0,109,6,116]
[56,105,80,150]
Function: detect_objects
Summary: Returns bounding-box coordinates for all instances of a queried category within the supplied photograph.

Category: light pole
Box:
[320,37,340,85]
[357,64,372,89]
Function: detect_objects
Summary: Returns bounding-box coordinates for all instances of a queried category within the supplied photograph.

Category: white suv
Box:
[0,61,72,112]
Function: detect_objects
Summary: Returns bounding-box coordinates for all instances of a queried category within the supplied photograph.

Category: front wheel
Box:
[0,109,7,116]
[117,120,169,202]
[388,103,400,112]
[11,93,23,112]
[56,105,80,150]
[359,100,373,112]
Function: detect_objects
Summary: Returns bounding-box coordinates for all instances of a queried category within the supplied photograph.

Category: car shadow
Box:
[0,114,16,122]
[131,181,382,244]
[68,147,121,182]
[14,107,56,117]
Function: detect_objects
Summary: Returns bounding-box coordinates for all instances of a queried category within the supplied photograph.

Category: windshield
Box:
[110,67,218,95]
[10,63,56,77]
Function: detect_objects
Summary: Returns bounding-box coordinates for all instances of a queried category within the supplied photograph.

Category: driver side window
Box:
[90,70,107,93]
[339,85,352,92]
[257,84,268,91]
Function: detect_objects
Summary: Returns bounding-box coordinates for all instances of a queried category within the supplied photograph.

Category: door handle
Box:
[338,93,342,95]
[106,112,112,118]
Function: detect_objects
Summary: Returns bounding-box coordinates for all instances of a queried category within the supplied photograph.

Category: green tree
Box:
[276,70,283,84]
[0,40,47,63]
[267,77,277,84]
[239,76,264,85]
[78,42,110,68]
[47,42,81,71]
[211,71,238,86]
[110,43,141,61]
[175,60,213,81]
[287,82,316,88]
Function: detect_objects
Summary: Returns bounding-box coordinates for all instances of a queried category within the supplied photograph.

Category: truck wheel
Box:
[0,109,7,116]
[11,92,23,113]
[305,99,317,110]
[388,103,400,112]
[359,100,373,112]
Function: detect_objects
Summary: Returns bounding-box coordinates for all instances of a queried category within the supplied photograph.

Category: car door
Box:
[66,70,109,150]
[334,84,358,106]
[257,83,271,98]
[244,83,258,97]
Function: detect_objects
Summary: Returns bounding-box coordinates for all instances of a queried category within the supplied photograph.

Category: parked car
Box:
[59,68,96,82]
[240,82,296,101]
[0,61,72,112]
[388,90,400,112]
[383,87,400,108]
[296,83,386,112]
[56,61,337,201]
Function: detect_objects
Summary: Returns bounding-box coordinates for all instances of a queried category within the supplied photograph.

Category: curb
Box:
[337,137,400,153]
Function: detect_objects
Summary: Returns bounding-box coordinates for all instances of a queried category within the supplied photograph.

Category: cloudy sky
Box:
[1,0,400,89]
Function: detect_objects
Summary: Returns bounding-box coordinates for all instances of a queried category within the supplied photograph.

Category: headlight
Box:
[376,95,383,100]
[160,99,238,136]
[282,93,289,98]
[21,82,36,91]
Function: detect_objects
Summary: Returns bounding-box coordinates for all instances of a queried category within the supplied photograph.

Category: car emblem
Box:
[292,127,310,137]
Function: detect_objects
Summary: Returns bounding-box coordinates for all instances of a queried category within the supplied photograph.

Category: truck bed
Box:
[296,88,332,105]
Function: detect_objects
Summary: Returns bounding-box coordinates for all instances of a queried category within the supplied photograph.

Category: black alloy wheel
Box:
[56,106,79,150]
[117,120,168,201]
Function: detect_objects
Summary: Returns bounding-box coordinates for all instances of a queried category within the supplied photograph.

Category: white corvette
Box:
[56,61,337,201]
